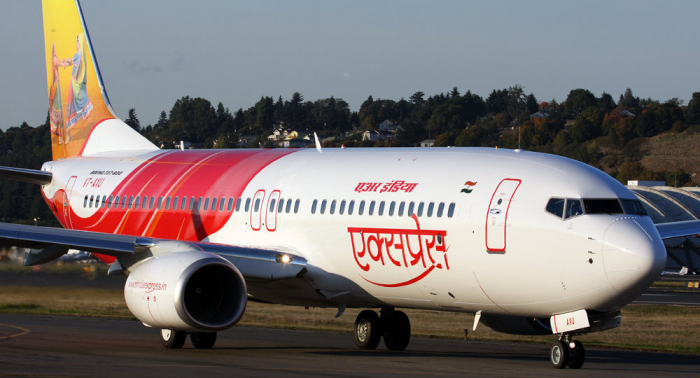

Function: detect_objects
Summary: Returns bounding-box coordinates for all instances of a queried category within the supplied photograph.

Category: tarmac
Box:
[0,313,698,377]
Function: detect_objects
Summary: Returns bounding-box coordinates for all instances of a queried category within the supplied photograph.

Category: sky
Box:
[2,0,700,129]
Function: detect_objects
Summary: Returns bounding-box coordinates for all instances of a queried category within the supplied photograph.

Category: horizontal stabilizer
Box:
[0,166,52,185]
[655,220,700,239]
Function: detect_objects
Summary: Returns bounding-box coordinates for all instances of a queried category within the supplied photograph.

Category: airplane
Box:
[0,0,697,369]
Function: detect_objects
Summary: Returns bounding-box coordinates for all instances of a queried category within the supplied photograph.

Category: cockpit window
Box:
[546,198,565,218]
[582,199,623,215]
[565,199,583,219]
[621,199,648,216]
[547,197,648,220]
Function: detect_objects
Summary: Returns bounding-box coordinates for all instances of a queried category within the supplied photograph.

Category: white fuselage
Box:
[41,147,667,318]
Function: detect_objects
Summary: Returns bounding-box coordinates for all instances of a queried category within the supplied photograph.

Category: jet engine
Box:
[124,251,247,332]
[480,314,552,335]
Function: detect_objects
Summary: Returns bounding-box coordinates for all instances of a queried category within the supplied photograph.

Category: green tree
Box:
[563,89,597,118]
[571,107,603,143]
[125,108,141,131]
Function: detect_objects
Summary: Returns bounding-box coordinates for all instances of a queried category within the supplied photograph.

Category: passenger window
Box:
[311,199,318,214]
[227,197,234,212]
[195,197,202,210]
[278,199,285,213]
[339,200,346,215]
[157,196,163,209]
[294,199,300,213]
[114,196,120,209]
[408,202,415,216]
[330,200,336,214]
[389,201,395,216]
[359,200,365,215]
[286,199,292,213]
[141,196,148,209]
[254,198,261,212]
[245,198,251,212]
[320,200,327,214]
[417,202,424,217]
[565,199,583,219]
[348,200,355,215]
[84,195,88,208]
[546,198,565,218]
[448,203,455,218]
[427,202,434,217]
[165,197,170,210]
[180,197,187,210]
[134,196,140,209]
[108,195,113,208]
[149,196,155,209]
[378,201,385,216]
[437,202,445,217]
[204,198,210,211]
[234,198,241,212]
[211,197,217,211]
[128,196,134,209]
[269,198,276,212]
[398,201,405,216]
[369,201,376,216]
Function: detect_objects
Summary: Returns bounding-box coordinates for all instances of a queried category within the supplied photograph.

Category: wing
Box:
[0,222,306,280]
[655,220,700,240]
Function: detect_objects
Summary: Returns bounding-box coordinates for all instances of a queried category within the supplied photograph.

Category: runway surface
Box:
[634,288,700,306]
[0,314,697,377]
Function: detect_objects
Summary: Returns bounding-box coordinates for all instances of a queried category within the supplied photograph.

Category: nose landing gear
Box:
[550,334,585,369]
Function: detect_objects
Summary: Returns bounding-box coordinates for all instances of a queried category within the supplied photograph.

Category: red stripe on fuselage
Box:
[46,149,298,248]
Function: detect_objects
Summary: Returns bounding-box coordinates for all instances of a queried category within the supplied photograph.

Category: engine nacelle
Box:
[124,251,247,332]
[480,314,552,335]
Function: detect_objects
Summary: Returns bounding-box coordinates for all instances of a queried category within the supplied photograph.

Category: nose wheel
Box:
[550,335,585,369]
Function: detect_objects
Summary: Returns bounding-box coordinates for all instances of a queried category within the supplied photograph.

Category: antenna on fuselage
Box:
[314,132,322,153]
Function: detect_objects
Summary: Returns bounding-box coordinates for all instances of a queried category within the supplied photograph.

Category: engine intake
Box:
[125,251,247,332]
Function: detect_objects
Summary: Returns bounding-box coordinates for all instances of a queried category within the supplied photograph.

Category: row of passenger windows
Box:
[309,199,456,218]
[83,193,458,220]
[83,194,302,214]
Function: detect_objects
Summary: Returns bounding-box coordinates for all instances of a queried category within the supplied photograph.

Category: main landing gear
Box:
[354,307,411,351]
[160,329,218,349]
[550,334,585,369]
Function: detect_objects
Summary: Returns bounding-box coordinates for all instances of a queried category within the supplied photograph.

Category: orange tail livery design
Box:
[43,0,117,160]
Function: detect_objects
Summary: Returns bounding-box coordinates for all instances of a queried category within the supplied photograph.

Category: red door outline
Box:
[63,176,77,229]
[485,178,521,252]
[250,190,265,231]
[266,190,280,232]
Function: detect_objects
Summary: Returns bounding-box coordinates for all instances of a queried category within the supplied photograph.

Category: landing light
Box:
[275,254,292,264]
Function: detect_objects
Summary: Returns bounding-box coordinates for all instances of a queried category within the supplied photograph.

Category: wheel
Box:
[160,329,186,349]
[568,340,585,369]
[190,332,217,349]
[550,340,569,369]
[383,310,411,351]
[354,310,382,350]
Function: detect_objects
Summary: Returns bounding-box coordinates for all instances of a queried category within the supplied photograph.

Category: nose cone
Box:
[603,218,666,298]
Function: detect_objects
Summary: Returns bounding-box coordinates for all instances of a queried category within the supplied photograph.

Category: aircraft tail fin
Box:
[42,0,157,160]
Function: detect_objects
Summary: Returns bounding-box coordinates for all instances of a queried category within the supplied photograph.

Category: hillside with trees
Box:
[1,85,699,225]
